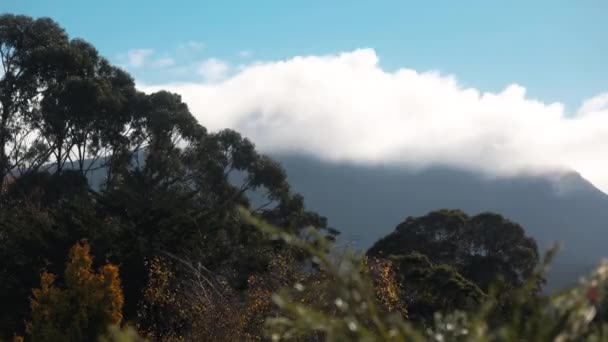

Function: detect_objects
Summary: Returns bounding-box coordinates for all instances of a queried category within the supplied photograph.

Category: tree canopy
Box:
[368,209,539,291]
[0,14,334,338]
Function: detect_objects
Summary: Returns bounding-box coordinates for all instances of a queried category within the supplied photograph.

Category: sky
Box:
[3,0,608,192]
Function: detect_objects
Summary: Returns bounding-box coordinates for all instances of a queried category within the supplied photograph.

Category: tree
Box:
[251,211,608,342]
[388,252,485,322]
[0,14,137,189]
[0,15,69,188]
[26,241,123,341]
[99,118,334,316]
[367,209,539,292]
[38,39,136,175]
[0,14,333,337]
[0,170,102,337]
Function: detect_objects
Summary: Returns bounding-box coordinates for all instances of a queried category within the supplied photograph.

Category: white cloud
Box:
[153,57,175,67]
[139,49,608,193]
[126,48,155,68]
[239,50,253,58]
[197,58,230,82]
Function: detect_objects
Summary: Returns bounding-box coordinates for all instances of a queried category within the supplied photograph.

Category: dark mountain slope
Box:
[272,154,608,290]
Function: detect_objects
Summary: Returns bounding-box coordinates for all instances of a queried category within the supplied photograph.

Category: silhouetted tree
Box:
[388,252,485,322]
[0,15,69,187]
[368,209,539,291]
[0,14,332,338]
[367,209,539,321]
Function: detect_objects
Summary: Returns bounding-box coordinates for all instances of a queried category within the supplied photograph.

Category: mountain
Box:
[77,152,608,290]
[272,154,608,291]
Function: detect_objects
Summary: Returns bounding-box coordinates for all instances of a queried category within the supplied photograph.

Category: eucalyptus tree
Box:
[0,15,68,188]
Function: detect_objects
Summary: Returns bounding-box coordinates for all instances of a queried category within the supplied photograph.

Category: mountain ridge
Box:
[68,152,608,290]
[270,153,608,290]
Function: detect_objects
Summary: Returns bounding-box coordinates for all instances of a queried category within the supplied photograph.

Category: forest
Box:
[1,14,608,341]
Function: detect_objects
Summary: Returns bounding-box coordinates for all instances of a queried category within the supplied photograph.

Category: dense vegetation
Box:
[1,14,607,341]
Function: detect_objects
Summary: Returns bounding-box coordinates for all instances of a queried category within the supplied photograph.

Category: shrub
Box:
[241,208,608,341]
[25,241,124,341]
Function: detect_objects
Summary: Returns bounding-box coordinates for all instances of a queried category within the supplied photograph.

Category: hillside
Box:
[273,154,608,290]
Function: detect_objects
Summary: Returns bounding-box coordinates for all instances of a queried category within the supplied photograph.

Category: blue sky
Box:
[4,1,608,191]
[2,0,606,110]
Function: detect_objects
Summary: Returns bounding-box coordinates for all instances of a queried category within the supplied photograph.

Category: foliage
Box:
[25,241,124,342]
[4,12,608,342]
[388,252,485,322]
[0,14,332,337]
[366,257,408,319]
[0,15,68,185]
[368,209,539,291]
[367,209,540,321]
[0,172,103,335]
[100,326,148,342]
[242,208,608,342]
[135,243,404,341]
[136,252,321,341]
[241,208,422,341]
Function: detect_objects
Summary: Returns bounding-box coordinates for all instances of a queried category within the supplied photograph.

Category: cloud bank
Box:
[139,49,608,193]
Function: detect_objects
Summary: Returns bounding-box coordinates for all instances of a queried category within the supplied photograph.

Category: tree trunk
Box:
[0,106,9,192]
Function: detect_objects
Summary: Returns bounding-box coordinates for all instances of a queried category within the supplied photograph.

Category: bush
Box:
[25,241,124,341]
[241,208,608,341]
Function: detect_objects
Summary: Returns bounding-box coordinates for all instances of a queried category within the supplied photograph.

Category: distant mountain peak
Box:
[547,171,605,197]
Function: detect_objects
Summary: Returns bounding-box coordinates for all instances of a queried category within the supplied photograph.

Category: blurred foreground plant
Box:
[240,208,423,341]
[100,325,148,342]
[240,207,608,342]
